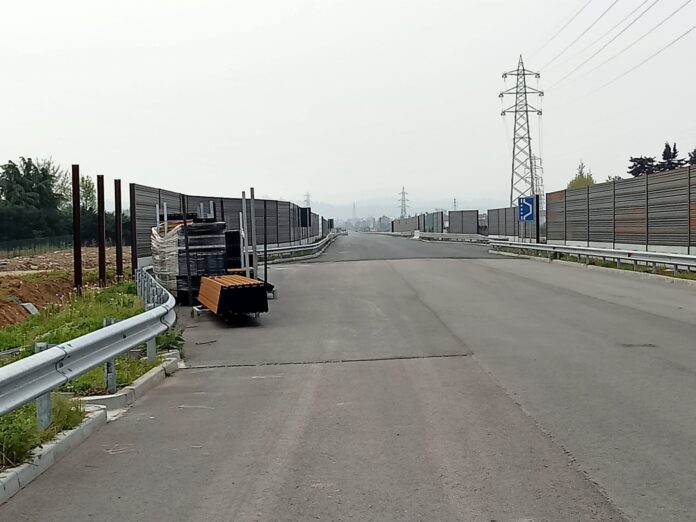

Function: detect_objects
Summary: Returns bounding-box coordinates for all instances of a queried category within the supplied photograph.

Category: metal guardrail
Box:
[263,233,337,259]
[0,268,176,417]
[491,241,696,274]
[417,232,490,243]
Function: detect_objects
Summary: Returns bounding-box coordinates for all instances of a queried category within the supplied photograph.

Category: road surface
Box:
[4,232,696,520]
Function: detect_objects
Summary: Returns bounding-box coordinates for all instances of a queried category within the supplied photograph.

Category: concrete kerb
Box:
[80,350,181,411]
[0,405,107,505]
[489,248,696,290]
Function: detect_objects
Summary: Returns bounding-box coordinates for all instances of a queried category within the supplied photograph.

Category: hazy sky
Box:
[2,1,695,217]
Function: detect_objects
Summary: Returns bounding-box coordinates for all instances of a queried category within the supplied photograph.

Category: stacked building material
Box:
[197,275,269,316]
[173,221,227,303]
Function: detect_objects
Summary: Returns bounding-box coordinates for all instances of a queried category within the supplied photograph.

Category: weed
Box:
[0,394,85,470]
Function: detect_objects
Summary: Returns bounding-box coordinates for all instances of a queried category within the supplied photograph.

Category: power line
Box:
[590,24,696,94]
[531,0,595,58]
[582,0,693,77]
[541,0,620,70]
[558,0,652,69]
[549,0,661,89]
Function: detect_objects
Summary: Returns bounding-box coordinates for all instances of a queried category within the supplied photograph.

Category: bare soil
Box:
[0,246,131,272]
[0,247,132,328]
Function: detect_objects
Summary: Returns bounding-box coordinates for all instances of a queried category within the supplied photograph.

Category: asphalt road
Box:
[4,233,696,520]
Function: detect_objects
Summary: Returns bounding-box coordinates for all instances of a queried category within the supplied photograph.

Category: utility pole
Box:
[352,202,356,220]
[304,192,311,207]
[453,197,457,211]
[500,55,543,206]
[398,187,409,218]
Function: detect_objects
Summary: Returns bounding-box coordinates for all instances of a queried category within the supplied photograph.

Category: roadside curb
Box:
[80,351,181,412]
[0,405,107,505]
[489,248,696,289]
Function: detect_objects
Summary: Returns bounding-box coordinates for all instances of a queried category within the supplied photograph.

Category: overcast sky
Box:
[2,0,694,218]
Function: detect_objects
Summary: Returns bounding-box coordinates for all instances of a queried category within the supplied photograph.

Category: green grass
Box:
[0,281,143,364]
[0,394,85,470]
[63,356,160,396]
[0,276,183,470]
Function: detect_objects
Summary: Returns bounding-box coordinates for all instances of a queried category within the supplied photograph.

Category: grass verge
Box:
[0,277,184,471]
[0,394,85,471]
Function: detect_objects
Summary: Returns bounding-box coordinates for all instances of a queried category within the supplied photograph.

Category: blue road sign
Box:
[518,196,535,221]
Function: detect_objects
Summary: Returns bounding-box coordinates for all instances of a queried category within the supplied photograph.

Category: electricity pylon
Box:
[500,55,543,206]
[304,192,311,207]
[399,187,409,218]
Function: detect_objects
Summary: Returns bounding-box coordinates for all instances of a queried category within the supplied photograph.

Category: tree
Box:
[606,175,623,182]
[689,148,696,166]
[672,143,686,169]
[567,160,595,190]
[656,141,686,172]
[80,176,97,211]
[627,156,655,177]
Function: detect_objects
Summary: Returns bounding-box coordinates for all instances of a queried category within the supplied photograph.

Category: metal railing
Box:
[263,233,337,260]
[417,232,490,243]
[0,268,176,418]
[491,241,696,274]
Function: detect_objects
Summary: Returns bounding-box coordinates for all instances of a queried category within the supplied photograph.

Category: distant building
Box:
[377,216,391,232]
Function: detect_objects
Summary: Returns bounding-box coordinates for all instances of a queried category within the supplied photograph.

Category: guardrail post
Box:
[146,338,157,362]
[35,342,52,430]
[103,319,117,394]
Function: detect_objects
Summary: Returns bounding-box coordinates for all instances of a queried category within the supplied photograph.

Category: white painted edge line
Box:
[488,249,696,289]
[0,405,107,505]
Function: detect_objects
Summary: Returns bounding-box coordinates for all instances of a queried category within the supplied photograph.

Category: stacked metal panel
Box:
[615,177,647,246]
[487,208,501,236]
[448,210,479,234]
[506,207,516,236]
[589,184,614,244]
[546,191,565,241]
[278,202,291,244]
[647,168,689,247]
[176,221,227,302]
[566,188,589,243]
[133,185,159,260]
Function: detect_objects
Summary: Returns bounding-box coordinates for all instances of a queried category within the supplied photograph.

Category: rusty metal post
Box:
[114,179,123,280]
[71,165,83,294]
[97,175,106,287]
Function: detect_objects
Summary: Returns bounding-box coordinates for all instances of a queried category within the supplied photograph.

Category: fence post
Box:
[689,166,692,255]
[612,180,616,249]
[535,194,540,244]
[129,183,138,278]
[72,165,83,295]
[97,175,106,287]
[103,318,117,394]
[562,189,568,245]
[586,186,590,247]
[645,173,649,252]
[35,342,52,430]
[115,179,123,281]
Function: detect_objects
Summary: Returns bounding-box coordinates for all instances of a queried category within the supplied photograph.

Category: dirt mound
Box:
[0,246,131,273]
[0,274,75,328]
